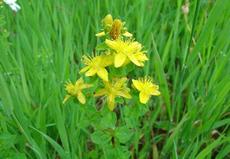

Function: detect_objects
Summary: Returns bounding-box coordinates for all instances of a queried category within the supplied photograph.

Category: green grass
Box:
[0,0,230,158]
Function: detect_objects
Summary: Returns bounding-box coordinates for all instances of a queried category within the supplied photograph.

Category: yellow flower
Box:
[63,78,92,104]
[105,39,148,68]
[94,77,131,111]
[96,14,113,36]
[132,77,160,104]
[80,54,113,81]
[96,14,133,39]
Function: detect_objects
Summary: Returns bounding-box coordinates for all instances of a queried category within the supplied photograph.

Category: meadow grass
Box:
[0,0,230,158]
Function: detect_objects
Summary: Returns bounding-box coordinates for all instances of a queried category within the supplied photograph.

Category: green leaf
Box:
[0,133,16,148]
[11,153,27,159]
[99,112,117,129]
[115,146,131,159]
[109,67,127,77]
[115,126,133,144]
[196,137,224,159]
[155,121,175,131]
[31,127,70,159]
[86,150,99,159]
[103,145,130,159]
[91,130,111,145]
[116,97,124,104]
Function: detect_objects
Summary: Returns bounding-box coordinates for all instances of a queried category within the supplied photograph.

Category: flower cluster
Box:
[64,14,160,111]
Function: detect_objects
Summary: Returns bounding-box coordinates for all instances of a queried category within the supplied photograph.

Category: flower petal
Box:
[132,79,143,91]
[150,87,161,96]
[128,54,142,66]
[63,95,71,104]
[107,94,115,111]
[114,77,127,88]
[123,31,133,37]
[97,68,109,81]
[80,66,90,73]
[75,78,84,86]
[105,39,122,51]
[134,52,148,61]
[127,41,142,53]
[105,39,116,49]
[77,91,86,104]
[114,53,126,67]
[85,68,97,76]
[117,90,132,99]
[94,88,107,97]
[139,91,150,104]
[102,54,114,66]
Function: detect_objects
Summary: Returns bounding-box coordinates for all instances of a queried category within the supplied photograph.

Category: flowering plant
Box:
[63,14,161,158]
[64,14,160,110]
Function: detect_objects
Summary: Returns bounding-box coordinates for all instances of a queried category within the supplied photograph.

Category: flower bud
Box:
[110,19,122,40]
[102,14,113,27]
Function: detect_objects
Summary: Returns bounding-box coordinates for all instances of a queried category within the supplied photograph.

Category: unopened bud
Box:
[110,19,122,40]
[95,31,105,37]
[102,14,113,26]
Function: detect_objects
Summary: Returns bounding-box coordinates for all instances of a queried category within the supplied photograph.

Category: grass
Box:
[0,0,230,158]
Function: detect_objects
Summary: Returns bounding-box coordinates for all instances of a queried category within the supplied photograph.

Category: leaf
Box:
[0,133,16,148]
[99,112,117,129]
[86,150,99,159]
[31,127,70,159]
[103,145,130,159]
[109,66,127,77]
[115,146,131,159]
[155,121,175,131]
[196,137,224,159]
[11,153,27,159]
[115,126,133,144]
[91,130,111,145]
[125,63,135,73]
[0,151,27,159]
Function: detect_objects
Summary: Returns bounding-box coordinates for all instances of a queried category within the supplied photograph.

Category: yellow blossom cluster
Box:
[63,14,160,111]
